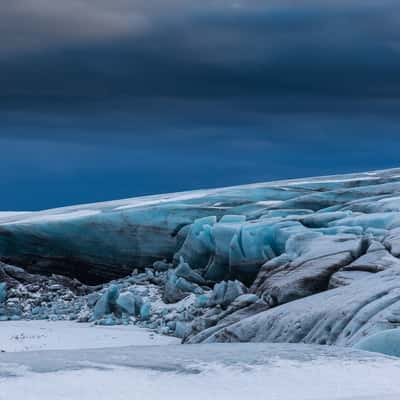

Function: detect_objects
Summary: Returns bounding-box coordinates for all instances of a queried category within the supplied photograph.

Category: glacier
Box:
[2,168,400,283]
[3,168,400,352]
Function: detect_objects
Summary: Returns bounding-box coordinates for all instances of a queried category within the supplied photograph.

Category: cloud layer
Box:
[2,1,400,210]
[2,0,400,108]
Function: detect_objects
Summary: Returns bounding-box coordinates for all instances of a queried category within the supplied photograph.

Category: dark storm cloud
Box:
[3,1,400,211]
[2,0,400,114]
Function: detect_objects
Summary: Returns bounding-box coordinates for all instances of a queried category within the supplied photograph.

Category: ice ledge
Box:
[2,167,400,284]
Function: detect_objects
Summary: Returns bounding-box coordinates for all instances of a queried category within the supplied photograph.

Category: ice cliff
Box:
[3,168,400,349]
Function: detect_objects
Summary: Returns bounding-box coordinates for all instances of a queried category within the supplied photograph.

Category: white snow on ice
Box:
[0,212,30,222]
[0,212,28,218]
[0,323,399,400]
[1,358,400,400]
[4,210,101,225]
[0,321,179,352]
[114,191,210,210]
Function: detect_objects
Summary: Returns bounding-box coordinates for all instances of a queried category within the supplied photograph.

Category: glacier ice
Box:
[187,269,400,345]
[3,168,400,351]
[1,168,398,284]
[116,292,136,316]
[175,257,205,285]
[0,282,6,303]
[354,328,400,357]
[163,269,203,303]
[93,285,120,319]
[209,280,247,308]
[139,302,151,321]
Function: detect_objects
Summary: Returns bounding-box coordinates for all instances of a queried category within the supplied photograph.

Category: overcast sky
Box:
[1,1,400,210]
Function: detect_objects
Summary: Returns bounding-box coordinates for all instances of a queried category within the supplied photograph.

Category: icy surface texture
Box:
[1,343,399,400]
[93,285,120,320]
[0,261,93,321]
[1,168,400,284]
[0,263,211,336]
[0,282,6,303]
[188,269,400,345]
[209,280,247,308]
[4,168,400,348]
[354,328,400,357]
[0,342,393,376]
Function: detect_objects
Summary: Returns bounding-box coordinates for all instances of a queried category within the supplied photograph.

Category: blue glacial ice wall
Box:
[4,168,400,348]
[2,168,400,287]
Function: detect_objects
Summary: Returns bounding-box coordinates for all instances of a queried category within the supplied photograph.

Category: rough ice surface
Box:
[116,291,136,316]
[0,282,6,303]
[1,167,399,284]
[93,285,120,319]
[4,168,400,351]
[188,269,400,345]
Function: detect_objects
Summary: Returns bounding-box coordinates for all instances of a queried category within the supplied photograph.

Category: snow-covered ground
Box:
[2,360,400,400]
[0,321,179,352]
[0,333,399,400]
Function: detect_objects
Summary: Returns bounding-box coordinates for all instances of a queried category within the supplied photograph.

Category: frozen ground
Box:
[3,362,400,400]
[0,340,399,400]
[0,321,179,352]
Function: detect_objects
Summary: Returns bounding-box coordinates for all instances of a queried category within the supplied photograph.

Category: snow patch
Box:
[0,321,179,352]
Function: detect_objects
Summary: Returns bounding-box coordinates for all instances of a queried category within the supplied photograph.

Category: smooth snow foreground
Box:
[3,362,400,400]
[0,342,399,400]
[0,321,179,352]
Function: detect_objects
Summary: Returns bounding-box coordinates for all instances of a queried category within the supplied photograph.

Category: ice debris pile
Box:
[0,262,90,321]
[0,259,256,339]
[4,168,400,350]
